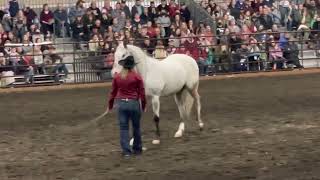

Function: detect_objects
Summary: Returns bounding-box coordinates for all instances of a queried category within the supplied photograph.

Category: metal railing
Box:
[1,30,320,87]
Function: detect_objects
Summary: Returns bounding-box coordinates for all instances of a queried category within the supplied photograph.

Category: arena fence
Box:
[1,30,320,87]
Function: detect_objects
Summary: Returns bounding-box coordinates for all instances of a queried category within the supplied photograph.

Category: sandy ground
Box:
[0,70,320,179]
[1,68,320,94]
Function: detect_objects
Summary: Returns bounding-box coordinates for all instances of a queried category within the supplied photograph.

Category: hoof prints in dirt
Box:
[1,74,320,179]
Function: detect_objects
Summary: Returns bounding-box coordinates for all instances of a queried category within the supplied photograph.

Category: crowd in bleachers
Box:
[0,0,220,83]
[2,0,320,86]
[0,0,70,84]
[198,0,320,72]
[72,0,216,76]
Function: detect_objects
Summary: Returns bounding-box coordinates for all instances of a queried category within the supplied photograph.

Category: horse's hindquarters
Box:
[169,54,200,89]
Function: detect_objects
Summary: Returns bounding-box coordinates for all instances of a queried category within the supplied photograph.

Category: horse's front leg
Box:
[151,96,161,145]
[129,96,161,146]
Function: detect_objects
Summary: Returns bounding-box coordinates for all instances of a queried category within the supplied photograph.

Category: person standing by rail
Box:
[108,55,146,157]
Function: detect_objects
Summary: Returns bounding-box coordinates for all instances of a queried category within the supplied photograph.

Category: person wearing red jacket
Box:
[168,0,179,19]
[183,34,208,75]
[108,55,146,157]
[40,4,54,36]
[183,35,199,60]
[174,46,187,54]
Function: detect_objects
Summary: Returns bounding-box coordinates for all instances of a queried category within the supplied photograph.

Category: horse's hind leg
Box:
[174,92,185,138]
[190,84,204,130]
[174,88,193,138]
[152,96,161,144]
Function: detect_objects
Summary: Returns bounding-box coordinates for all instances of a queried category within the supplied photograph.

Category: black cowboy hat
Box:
[118,55,137,69]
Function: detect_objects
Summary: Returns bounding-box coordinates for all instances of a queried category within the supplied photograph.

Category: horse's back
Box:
[167,54,198,66]
[144,54,199,96]
[163,54,199,89]
[163,54,198,71]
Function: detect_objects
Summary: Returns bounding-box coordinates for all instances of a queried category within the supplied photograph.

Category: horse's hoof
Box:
[174,131,183,138]
[199,123,204,131]
[152,139,160,145]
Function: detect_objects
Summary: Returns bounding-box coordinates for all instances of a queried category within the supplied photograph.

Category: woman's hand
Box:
[107,107,112,113]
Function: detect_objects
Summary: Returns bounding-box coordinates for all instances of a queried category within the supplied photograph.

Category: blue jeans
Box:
[24,66,34,83]
[116,99,142,155]
[279,6,289,27]
[55,22,70,37]
[197,60,208,75]
[34,64,46,75]
[53,63,69,75]
[53,63,69,81]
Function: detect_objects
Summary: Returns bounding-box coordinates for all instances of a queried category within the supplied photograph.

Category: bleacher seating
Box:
[1,74,66,88]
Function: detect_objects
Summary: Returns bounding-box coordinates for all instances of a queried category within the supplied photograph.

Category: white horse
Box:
[111,43,203,144]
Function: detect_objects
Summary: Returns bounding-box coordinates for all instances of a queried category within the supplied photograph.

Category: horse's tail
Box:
[181,87,195,120]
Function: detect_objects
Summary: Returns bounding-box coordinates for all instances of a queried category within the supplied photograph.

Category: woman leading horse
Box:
[108,55,147,157]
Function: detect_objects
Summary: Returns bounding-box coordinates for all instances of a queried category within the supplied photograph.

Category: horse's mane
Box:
[127,44,154,60]
[126,45,154,80]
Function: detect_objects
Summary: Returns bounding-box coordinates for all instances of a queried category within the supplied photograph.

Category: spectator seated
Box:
[0,41,67,87]
[4,74,66,87]
[197,0,320,72]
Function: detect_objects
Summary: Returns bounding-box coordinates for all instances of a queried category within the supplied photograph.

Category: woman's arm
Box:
[137,76,146,111]
[108,77,118,110]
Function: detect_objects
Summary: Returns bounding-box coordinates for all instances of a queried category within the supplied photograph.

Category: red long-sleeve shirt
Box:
[40,11,54,23]
[183,40,199,61]
[108,71,146,110]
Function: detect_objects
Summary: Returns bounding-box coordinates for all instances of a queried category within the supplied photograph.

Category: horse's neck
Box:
[137,57,157,81]
[129,45,158,81]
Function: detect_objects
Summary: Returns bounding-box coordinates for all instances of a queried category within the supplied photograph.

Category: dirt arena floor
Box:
[1,71,320,180]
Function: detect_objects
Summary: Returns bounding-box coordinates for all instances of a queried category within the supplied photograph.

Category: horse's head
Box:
[111,40,147,79]
[111,41,133,77]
